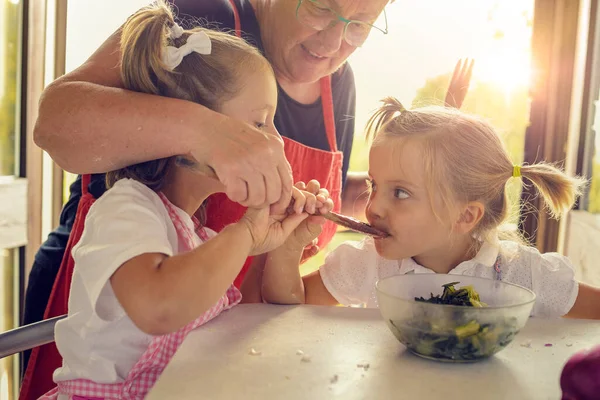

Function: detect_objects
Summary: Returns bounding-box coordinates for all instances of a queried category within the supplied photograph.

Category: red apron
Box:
[208,0,343,288]
[19,2,343,397]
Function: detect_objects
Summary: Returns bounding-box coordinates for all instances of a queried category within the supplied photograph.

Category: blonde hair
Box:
[366,97,586,240]
[106,0,273,195]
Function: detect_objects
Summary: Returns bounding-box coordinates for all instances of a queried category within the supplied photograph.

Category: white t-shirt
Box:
[53,179,216,384]
[319,236,579,317]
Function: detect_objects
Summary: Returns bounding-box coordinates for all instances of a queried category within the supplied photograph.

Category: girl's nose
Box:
[366,193,385,221]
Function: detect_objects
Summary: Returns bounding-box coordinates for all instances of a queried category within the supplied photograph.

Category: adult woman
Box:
[22,1,389,386]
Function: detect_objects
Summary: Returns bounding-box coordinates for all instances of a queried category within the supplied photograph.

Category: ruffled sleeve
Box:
[319,237,379,306]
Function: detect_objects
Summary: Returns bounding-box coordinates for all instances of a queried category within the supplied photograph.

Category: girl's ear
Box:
[454,201,485,234]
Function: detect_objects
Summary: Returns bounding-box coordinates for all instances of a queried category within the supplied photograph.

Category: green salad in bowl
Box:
[376,275,536,362]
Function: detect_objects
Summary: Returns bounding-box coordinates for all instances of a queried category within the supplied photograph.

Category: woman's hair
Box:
[106,0,273,195]
[365,97,586,240]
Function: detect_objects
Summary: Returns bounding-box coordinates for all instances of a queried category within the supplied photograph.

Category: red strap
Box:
[229,0,337,152]
[81,174,91,195]
[229,0,242,37]
[320,75,337,152]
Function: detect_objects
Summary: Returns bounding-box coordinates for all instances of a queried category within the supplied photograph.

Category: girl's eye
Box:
[255,122,266,129]
[394,188,410,200]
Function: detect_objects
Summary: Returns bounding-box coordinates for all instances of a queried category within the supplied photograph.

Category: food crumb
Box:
[520,340,532,348]
[301,355,312,363]
[248,348,262,356]
[357,363,370,371]
[566,343,573,347]
[296,350,304,356]
[545,343,553,347]
[330,375,339,384]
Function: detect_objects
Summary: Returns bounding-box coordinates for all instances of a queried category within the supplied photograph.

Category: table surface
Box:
[147,304,600,400]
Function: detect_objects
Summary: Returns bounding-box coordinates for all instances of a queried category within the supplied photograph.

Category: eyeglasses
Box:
[295,0,388,48]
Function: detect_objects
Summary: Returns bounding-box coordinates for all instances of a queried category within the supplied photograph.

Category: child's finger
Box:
[306,180,321,195]
[317,187,330,198]
[304,192,317,214]
[290,187,307,214]
[315,188,330,205]
[320,198,334,214]
[303,244,320,259]
[294,181,307,190]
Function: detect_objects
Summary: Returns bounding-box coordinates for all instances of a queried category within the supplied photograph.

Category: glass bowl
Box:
[376,274,536,362]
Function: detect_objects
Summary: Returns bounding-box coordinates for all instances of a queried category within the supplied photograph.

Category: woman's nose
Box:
[317,22,346,54]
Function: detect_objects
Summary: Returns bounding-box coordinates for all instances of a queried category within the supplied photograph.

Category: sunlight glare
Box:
[470,1,534,100]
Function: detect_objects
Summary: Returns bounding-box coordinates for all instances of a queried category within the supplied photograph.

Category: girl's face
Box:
[220,67,278,135]
[366,136,461,262]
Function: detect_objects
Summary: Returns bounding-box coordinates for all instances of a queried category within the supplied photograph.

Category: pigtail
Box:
[519,163,586,218]
[120,0,176,95]
[366,97,407,140]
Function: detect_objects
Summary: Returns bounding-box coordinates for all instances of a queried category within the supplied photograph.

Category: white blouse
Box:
[319,236,579,317]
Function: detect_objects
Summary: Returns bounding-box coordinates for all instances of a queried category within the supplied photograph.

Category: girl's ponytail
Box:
[519,163,586,219]
[120,0,176,95]
[366,97,407,139]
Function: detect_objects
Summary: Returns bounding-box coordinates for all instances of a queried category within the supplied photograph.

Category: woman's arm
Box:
[35,28,291,208]
[111,222,253,335]
[35,29,194,172]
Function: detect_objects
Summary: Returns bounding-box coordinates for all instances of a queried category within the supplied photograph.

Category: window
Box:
[564,0,600,287]
[0,0,24,398]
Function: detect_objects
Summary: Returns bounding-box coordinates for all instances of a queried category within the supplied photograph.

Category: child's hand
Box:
[284,180,334,252]
[240,180,333,255]
[240,185,312,255]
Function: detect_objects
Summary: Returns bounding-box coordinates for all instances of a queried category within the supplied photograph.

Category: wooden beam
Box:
[575,0,600,208]
[22,0,47,280]
[520,0,581,252]
[51,0,67,227]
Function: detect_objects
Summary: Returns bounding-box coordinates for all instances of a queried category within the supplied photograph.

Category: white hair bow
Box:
[162,28,212,70]
[169,23,185,39]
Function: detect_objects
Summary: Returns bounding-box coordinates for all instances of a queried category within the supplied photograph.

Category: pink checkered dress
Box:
[40,192,242,399]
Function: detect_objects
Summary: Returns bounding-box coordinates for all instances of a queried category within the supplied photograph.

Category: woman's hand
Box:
[191,118,293,212]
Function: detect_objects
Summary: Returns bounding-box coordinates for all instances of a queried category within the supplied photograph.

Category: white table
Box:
[147,304,600,400]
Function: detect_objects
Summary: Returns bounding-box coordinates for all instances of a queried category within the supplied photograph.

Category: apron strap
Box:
[228,0,337,152]
[81,174,91,196]
[229,0,242,37]
[320,75,337,152]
